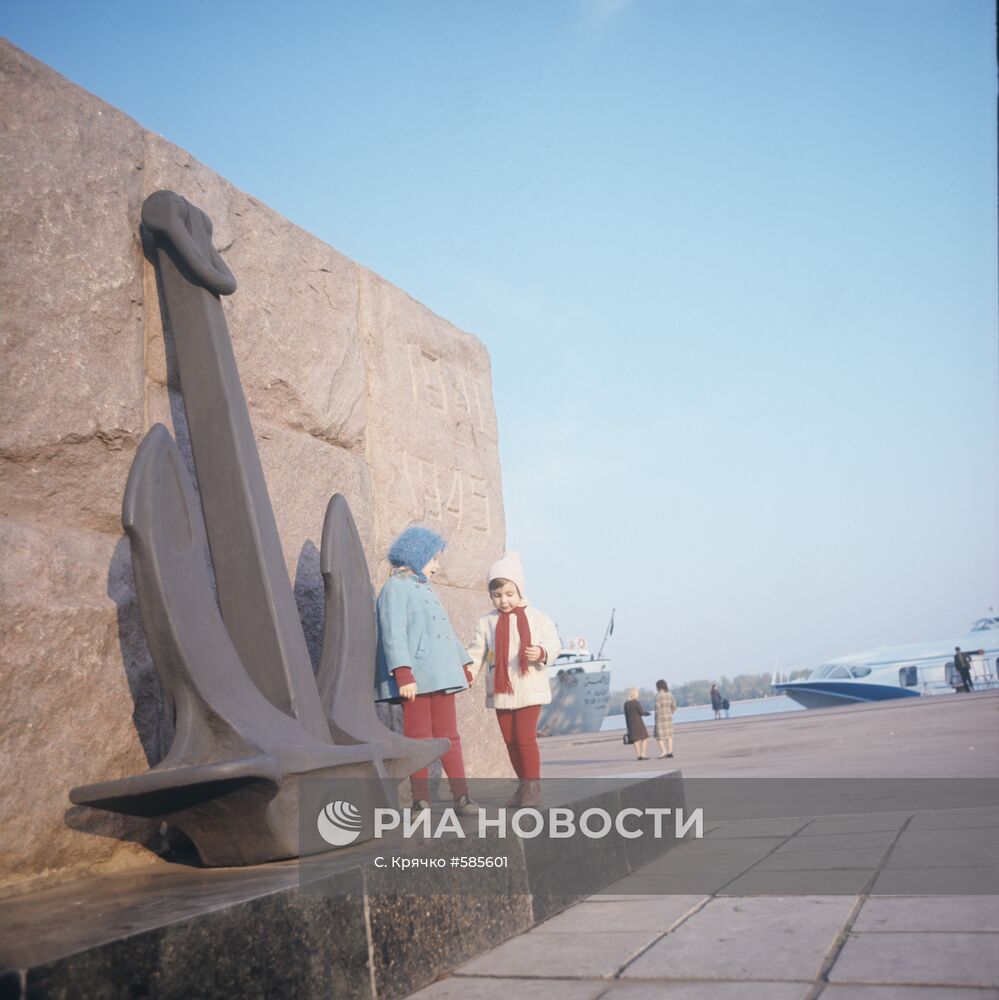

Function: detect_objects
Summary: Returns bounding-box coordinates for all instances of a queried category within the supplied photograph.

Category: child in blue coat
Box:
[374,525,478,815]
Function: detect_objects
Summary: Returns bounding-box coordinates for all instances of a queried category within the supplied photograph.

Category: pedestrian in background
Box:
[654,679,677,758]
[953,647,974,692]
[624,687,651,760]
[710,682,723,719]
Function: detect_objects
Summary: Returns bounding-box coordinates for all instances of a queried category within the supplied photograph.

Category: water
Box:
[600,694,804,731]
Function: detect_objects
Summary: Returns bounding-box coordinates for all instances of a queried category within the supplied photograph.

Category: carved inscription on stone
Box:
[403,455,491,536]
[401,343,495,538]
[407,345,491,435]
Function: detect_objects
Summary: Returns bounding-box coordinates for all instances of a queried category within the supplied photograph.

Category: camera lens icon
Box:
[317,800,363,846]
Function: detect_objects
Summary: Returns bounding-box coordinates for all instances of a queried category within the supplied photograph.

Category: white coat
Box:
[466,605,562,710]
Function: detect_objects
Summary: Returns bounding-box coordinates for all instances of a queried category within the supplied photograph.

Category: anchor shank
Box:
[147,199,329,743]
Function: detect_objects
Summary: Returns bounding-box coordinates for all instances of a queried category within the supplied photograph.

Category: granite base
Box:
[0,773,684,999]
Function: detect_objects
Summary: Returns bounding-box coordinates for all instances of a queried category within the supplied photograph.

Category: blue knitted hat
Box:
[387,525,446,575]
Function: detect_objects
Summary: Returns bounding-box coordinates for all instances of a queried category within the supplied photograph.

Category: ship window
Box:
[899,666,918,687]
[849,666,871,678]
[828,666,850,679]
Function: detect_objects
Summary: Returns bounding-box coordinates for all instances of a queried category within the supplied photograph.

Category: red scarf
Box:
[493,606,532,695]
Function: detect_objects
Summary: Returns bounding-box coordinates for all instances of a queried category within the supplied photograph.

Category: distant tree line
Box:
[605,670,810,715]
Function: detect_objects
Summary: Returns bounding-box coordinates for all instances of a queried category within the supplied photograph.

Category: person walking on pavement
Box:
[624,687,651,760]
[654,679,677,758]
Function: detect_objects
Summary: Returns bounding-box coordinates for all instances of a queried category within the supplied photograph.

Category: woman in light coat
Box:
[654,679,677,758]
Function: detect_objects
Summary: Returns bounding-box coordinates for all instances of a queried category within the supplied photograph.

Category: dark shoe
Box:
[667,753,674,758]
[454,794,481,817]
[505,782,525,808]
[411,799,431,816]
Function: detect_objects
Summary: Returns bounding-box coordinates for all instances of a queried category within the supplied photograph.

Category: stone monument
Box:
[0,38,508,896]
[0,44,690,999]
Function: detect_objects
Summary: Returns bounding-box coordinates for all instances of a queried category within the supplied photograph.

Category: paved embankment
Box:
[542,690,999,778]
[410,692,999,999]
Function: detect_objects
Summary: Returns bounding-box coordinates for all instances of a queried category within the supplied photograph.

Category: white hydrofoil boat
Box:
[773,617,999,709]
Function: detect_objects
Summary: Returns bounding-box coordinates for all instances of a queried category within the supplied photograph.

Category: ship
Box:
[537,612,614,736]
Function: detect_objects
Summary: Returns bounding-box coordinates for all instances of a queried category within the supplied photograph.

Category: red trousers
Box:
[496,704,542,781]
[401,691,467,801]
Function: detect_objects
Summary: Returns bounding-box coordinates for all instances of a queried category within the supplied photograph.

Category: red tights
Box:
[401,691,467,801]
[496,705,542,781]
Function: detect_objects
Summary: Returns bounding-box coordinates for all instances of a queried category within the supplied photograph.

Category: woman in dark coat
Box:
[623,686,651,760]
[710,683,723,719]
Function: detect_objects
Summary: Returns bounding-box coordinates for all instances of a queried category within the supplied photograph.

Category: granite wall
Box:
[0,39,509,896]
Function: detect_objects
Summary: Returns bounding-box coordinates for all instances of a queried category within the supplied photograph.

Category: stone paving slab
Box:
[776,832,897,853]
[410,977,816,999]
[453,930,655,979]
[646,843,767,865]
[871,866,999,895]
[637,853,759,876]
[803,816,910,836]
[885,843,996,868]
[829,932,999,988]
[668,836,787,855]
[620,895,855,981]
[601,981,812,998]
[852,896,999,933]
[408,977,609,999]
[820,986,999,999]
[720,868,874,895]
[703,818,810,838]
[600,872,739,895]
[895,827,998,849]
[531,896,705,933]
[906,810,999,831]
[756,848,888,871]
[590,893,661,901]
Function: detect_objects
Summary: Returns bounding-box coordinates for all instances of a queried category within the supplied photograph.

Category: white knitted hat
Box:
[487,551,526,597]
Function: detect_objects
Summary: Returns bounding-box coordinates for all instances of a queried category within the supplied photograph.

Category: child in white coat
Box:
[466,553,561,806]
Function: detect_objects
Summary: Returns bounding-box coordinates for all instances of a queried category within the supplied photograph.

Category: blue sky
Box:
[3,0,996,687]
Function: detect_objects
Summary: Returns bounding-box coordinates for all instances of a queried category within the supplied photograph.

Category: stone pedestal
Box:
[0,774,686,1000]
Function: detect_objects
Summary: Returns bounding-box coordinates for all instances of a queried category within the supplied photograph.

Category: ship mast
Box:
[597,608,615,659]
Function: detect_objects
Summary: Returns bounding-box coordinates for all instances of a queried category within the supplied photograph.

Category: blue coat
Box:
[373,572,471,702]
